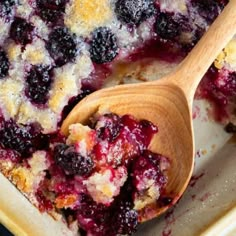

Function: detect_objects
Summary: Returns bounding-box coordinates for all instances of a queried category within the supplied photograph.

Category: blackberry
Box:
[225,122,236,133]
[54,144,94,176]
[0,0,15,19]
[192,0,222,23]
[36,0,68,24]
[10,17,34,45]
[0,119,44,157]
[77,194,111,235]
[0,48,9,79]
[131,150,167,190]
[95,113,121,141]
[115,0,156,25]
[46,27,77,66]
[89,27,119,64]
[111,201,138,235]
[25,65,53,105]
[155,13,180,40]
[61,88,94,122]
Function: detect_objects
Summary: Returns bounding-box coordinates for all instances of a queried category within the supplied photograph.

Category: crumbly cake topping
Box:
[6,41,21,61]
[22,38,52,65]
[0,79,23,119]
[10,151,48,193]
[65,0,112,36]
[17,101,58,133]
[0,0,215,133]
[158,0,188,13]
[84,167,128,205]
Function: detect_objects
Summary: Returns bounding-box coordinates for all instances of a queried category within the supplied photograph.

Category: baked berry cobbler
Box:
[0,0,235,235]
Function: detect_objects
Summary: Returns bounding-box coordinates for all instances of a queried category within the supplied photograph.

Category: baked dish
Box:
[0,0,235,235]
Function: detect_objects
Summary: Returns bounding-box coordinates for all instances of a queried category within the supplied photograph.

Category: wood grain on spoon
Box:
[61,1,236,222]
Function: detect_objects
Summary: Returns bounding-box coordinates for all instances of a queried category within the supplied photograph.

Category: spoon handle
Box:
[171,0,236,102]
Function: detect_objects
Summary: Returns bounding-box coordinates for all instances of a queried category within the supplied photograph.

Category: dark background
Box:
[0,224,13,236]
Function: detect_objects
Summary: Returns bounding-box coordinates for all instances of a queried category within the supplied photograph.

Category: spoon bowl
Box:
[61,0,236,222]
[62,81,193,221]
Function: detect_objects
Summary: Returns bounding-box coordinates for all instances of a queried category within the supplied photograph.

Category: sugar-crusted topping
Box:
[67,123,96,154]
[64,0,112,36]
[30,15,49,40]
[0,79,23,119]
[158,0,187,13]
[55,194,78,209]
[73,54,94,79]
[0,159,15,176]
[15,0,33,19]
[0,20,11,44]
[22,38,52,65]
[17,101,58,133]
[49,63,81,113]
[10,151,48,193]
[84,166,127,205]
[6,41,21,61]
[134,185,160,210]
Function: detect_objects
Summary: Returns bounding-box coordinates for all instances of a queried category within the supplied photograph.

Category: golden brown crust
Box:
[0,173,78,236]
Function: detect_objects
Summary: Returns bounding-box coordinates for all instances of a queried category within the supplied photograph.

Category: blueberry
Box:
[0,48,9,79]
[0,119,44,157]
[89,27,119,64]
[115,0,156,25]
[54,144,94,176]
[46,27,77,66]
[36,0,68,24]
[155,13,180,40]
[0,0,15,20]
[10,17,34,45]
[25,65,53,105]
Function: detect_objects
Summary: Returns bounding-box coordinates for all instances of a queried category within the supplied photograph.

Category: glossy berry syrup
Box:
[48,113,168,236]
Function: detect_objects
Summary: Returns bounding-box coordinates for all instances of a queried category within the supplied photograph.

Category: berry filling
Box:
[198,66,236,120]
[0,48,9,79]
[45,113,169,235]
[22,113,169,235]
[155,13,181,40]
[54,144,94,176]
[10,17,34,46]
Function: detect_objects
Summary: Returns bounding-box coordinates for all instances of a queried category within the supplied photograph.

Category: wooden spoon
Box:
[61,1,236,222]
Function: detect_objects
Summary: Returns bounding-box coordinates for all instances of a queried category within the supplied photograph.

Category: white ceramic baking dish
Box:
[0,98,235,236]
